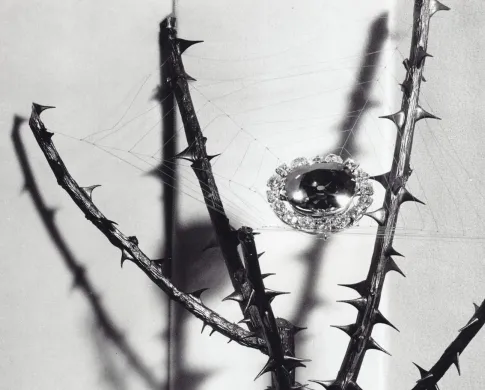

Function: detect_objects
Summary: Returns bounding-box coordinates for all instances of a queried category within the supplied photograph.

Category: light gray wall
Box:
[0,1,483,390]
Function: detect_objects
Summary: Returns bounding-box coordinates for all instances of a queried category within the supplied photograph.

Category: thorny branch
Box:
[238,227,308,390]
[12,115,159,390]
[160,16,258,328]
[27,103,266,353]
[411,300,485,390]
[161,16,298,388]
[311,1,452,389]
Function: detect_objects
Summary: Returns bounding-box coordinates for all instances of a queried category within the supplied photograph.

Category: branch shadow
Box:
[335,12,389,160]
[11,115,159,390]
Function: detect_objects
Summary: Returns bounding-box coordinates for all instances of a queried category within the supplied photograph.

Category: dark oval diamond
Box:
[284,162,356,215]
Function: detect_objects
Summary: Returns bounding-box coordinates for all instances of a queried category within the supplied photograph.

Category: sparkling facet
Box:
[359,182,374,195]
[285,162,356,215]
[290,157,309,169]
[267,174,283,190]
[275,163,290,177]
[267,190,277,203]
[324,154,343,163]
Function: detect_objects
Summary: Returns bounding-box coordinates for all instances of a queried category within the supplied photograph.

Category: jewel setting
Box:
[266,154,374,234]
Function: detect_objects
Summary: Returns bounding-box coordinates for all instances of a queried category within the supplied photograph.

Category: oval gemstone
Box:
[284,162,356,215]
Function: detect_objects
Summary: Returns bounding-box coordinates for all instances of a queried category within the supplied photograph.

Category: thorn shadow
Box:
[11,115,159,390]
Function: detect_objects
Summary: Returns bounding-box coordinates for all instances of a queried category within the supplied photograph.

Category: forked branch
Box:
[27,103,266,353]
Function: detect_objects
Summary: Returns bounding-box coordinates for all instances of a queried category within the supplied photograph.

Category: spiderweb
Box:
[50,2,485,244]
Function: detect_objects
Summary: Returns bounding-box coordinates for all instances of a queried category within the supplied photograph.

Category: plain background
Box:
[1,1,484,389]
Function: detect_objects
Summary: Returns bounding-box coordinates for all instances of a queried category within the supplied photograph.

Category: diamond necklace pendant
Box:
[266,154,374,234]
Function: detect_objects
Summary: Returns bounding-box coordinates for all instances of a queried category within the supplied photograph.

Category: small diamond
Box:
[359,182,374,195]
[276,163,290,177]
[312,155,325,163]
[299,216,315,229]
[359,194,373,207]
[290,157,309,169]
[331,215,351,231]
[267,190,277,203]
[267,174,283,190]
[273,200,286,214]
[290,216,298,225]
[344,158,359,172]
[324,154,343,163]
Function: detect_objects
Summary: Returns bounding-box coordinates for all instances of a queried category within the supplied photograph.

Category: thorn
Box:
[209,328,216,336]
[452,352,461,375]
[397,187,426,205]
[261,273,275,280]
[176,38,204,54]
[338,297,368,312]
[174,145,196,162]
[32,103,55,116]
[422,74,427,82]
[201,323,208,334]
[379,111,405,129]
[252,231,261,236]
[283,355,311,370]
[400,79,412,97]
[413,363,435,385]
[120,249,134,268]
[473,302,480,313]
[258,252,265,259]
[222,290,244,303]
[386,257,406,278]
[459,317,480,332]
[227,338,233,344]
[370,172,391,188]
[430,0,451,16]
[190,288,209,301]
[338,280,369,297]
[183,72,197,82]
[367,337,391,356]
[403,58,410,72]
[254,358,276,381]
[386,246,404,258]
[238,318,252,325]
[265,288,289,303]
[207,154,221,162]
[293,325,307,334]
[331,323,358,338]
[308,380,338,389]
[416,106,441,121]
[42,130,54,140]
[374,310,400,332]
[416,46,433,68]
[365,208,387,226]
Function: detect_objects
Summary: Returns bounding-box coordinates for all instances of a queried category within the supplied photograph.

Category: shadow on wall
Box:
[335,12,389,160]
[11,115,160,390]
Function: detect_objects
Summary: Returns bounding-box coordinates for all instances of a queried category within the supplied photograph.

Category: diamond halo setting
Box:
[266,154,374,234]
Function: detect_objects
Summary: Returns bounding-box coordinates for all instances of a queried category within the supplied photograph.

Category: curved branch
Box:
[27,104,266,353]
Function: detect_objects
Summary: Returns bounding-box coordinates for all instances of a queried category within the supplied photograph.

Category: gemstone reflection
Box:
[284,162,356,215]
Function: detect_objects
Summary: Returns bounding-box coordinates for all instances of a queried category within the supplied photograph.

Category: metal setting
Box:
[266,154,374,234]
